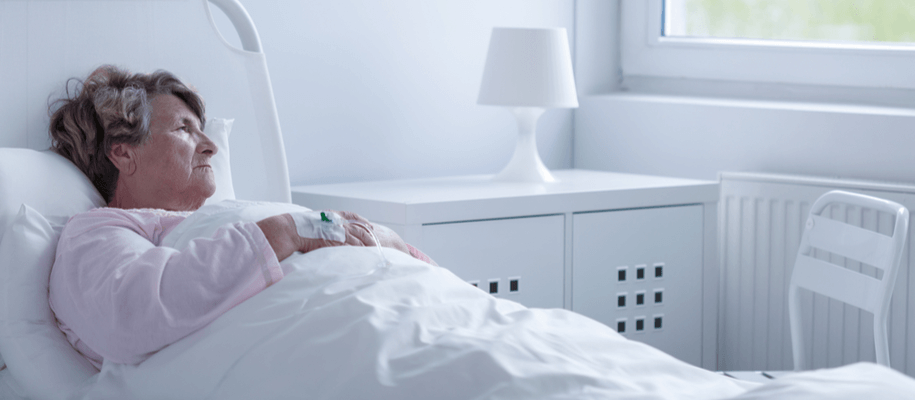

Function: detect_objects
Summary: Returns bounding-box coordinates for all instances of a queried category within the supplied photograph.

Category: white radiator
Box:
[718,172,915,376]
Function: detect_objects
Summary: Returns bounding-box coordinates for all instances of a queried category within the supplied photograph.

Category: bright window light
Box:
[664,0,915,45]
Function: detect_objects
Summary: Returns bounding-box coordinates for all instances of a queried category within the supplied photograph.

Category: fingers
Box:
[326,209,376,246]
[346,222,376,247]
[343,226,360,246]
[329,210,371,226]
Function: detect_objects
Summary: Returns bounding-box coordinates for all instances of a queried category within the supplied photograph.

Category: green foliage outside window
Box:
[667,0,915,44]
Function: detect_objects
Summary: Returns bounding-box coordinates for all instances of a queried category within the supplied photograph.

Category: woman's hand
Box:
[256,213,377,262]
[329,210,410,254]
[256,211,412,263]
[336,213,436,265]
[296,213,378,253]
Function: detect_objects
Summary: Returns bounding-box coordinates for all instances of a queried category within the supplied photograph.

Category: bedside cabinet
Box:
[291,169,719,369]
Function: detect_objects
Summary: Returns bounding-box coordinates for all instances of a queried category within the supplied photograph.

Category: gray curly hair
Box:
[49,65,206,202]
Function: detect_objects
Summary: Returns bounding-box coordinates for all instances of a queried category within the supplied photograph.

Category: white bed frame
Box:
[0,0,291,203]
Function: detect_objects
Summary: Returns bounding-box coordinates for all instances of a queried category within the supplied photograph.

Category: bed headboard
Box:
[0,0,291,203]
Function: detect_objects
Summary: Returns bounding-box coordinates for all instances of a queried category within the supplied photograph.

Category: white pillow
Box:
[0,205,98,400]
[0,148,105,243]
[204,117,236,205]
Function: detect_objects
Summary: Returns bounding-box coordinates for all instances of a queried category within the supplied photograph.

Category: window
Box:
[621,0,915,92]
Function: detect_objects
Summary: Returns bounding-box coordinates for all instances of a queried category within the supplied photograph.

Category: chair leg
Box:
[788,285,805,371]
[874,316,891,368]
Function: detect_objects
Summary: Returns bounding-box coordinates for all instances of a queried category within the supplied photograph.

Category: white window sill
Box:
[585,92,915,118]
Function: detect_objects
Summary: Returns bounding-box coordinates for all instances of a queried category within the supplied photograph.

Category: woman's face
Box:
[128,94,217,210]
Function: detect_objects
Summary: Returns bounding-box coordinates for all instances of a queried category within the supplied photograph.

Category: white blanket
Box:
[64,202,915,400]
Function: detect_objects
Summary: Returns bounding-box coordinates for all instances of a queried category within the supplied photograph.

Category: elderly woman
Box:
[47,65,433,368]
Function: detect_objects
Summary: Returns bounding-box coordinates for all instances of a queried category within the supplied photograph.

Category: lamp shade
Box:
[477,27,578,108]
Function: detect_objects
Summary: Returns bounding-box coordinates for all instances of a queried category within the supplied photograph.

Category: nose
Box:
[198,131,218,156]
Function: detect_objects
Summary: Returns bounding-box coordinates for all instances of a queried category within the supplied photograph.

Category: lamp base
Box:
[493,107,556,183]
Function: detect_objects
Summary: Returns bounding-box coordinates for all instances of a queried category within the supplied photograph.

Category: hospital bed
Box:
[1,1,915,399]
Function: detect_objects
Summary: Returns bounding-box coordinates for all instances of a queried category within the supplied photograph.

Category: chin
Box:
[201,180,217,199]
[184,189,215,211]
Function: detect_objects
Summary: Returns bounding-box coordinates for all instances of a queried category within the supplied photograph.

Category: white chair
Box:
[723,190,909,382]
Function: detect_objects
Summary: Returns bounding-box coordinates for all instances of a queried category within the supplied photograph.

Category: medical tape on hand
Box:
[292,211,392,268]
[291,211,346,242]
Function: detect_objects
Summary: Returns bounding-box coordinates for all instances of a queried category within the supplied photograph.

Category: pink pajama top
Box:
[48,207,284,368]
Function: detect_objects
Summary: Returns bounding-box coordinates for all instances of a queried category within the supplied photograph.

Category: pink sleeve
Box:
[49,209,283,365]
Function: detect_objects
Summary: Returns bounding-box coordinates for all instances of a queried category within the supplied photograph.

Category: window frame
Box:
[620,0,915,91]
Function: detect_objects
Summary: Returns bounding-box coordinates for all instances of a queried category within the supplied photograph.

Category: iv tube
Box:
[346,220,391,267]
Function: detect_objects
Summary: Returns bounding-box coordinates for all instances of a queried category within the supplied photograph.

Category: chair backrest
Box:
[788,190,909,370]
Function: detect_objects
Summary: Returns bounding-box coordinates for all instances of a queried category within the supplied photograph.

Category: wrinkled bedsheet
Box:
[65,202,915,400]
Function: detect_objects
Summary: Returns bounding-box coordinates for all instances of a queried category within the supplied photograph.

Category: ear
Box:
[108,143,138,176]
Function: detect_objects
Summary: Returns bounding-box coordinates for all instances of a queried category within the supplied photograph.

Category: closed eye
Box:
[176,117,202,135]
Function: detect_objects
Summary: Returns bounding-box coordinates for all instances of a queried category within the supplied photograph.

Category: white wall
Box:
[572,1,915,186]
[220,0,575,186]
[574,0,620,96]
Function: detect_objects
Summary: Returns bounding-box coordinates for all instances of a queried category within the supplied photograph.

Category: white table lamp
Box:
[477,27,578,183]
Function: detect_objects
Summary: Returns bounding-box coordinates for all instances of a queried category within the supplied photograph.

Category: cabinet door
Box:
[421,215,565,309]
[572,205,703,366]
